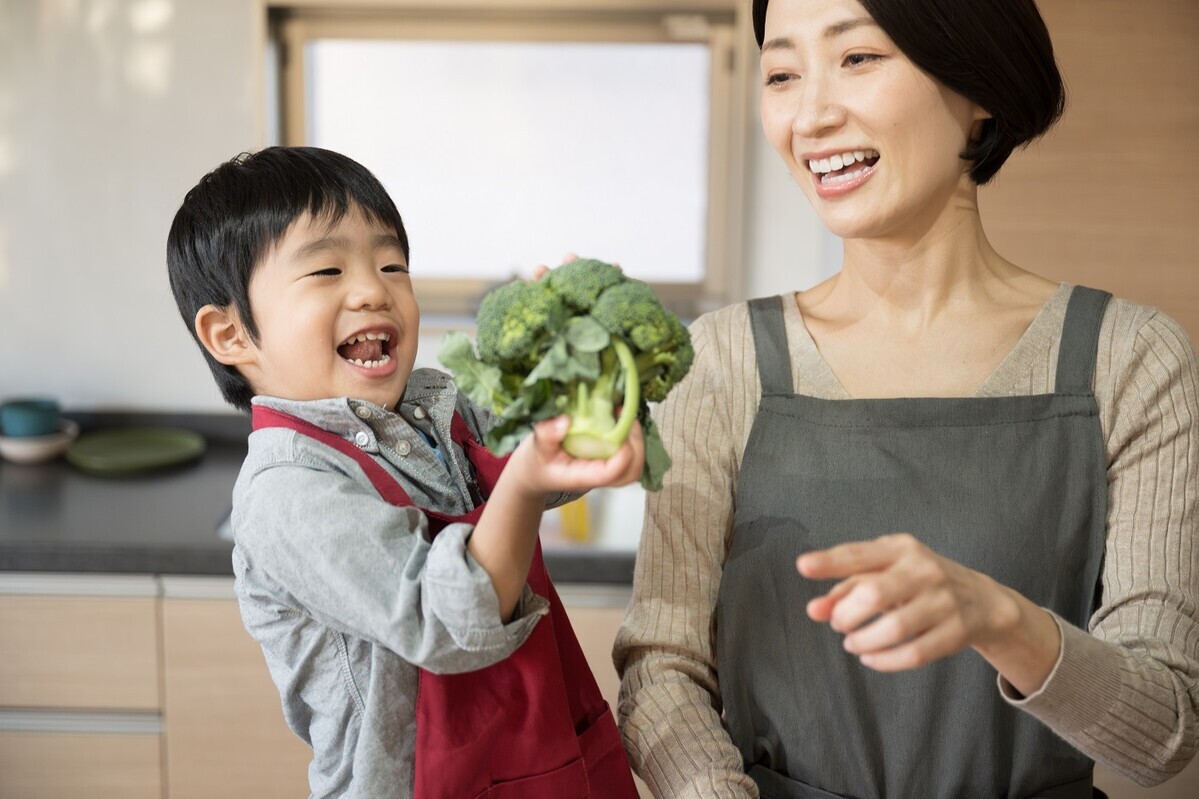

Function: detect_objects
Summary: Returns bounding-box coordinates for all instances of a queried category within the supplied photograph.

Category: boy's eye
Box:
[382,264,409,274]
[309,268,341,277]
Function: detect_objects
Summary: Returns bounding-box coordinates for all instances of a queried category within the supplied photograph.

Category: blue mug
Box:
[0,398,61,438]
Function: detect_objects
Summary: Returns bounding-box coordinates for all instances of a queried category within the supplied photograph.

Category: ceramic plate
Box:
[66,427,206,476]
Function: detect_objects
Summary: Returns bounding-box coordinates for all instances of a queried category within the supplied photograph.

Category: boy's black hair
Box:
[166,146,410,412]
[751,0,1065,185]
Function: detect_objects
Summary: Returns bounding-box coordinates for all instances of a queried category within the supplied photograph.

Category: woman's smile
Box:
[806,148,880,198]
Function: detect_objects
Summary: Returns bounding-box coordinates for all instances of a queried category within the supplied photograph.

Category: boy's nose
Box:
[346,273,391,311]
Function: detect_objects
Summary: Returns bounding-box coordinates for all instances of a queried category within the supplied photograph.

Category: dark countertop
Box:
[0,412,635,584]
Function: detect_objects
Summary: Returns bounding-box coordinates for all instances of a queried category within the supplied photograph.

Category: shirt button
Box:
[395,440,412,456]
[413,406,426,419]
[355,406,372,419]
[354,431,370,447]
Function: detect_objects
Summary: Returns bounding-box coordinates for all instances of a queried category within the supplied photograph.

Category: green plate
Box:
[66,427,206,476]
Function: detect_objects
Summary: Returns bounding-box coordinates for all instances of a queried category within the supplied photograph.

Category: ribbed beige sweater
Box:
[614,285,1199,798]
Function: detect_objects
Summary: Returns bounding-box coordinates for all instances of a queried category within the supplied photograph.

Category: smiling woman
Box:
[613,1,1199,798]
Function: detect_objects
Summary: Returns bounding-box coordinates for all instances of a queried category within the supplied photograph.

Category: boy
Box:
[166,146,642,798]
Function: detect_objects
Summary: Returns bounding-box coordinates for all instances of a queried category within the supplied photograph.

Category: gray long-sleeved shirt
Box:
[231,369,551,798]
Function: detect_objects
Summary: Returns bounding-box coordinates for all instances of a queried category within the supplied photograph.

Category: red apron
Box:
[252,406,639,799]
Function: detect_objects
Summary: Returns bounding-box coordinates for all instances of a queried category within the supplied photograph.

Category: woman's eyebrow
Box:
[760,17,878,52]
[824,17,877,39]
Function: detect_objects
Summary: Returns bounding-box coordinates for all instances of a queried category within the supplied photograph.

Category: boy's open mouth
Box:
[337,331,393,368]
[808,148,880,185]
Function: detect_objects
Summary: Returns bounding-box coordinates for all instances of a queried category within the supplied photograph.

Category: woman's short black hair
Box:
[166,146,410,412]
[751,0,1065,185]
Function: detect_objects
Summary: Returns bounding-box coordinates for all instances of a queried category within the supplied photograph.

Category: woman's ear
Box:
[195,304,257,366]
[970,106,993,142]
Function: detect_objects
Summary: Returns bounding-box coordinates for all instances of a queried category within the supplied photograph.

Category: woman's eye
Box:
[845,53,881,67]
[764,72,797,87]
[381,264,409,274]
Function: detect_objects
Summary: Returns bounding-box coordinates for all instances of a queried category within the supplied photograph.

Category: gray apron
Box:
[716,288,1111,799]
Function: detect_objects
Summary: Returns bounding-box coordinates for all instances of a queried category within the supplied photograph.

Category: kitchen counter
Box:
[0,412,635,584]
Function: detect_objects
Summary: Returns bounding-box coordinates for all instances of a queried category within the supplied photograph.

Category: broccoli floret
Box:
[545,258,625,311]
[438,258,694,490]
[476,278,566,364]
[591,279,693,403]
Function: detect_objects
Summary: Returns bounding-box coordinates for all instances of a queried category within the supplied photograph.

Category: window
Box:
[270,2,747,317]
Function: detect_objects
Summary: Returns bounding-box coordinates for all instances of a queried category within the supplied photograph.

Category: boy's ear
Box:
[194,304,257,366]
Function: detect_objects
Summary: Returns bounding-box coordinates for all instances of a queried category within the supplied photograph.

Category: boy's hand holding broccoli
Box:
[439,258,694,491]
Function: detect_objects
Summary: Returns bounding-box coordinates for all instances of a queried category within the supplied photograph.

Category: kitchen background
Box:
[0,1,1196,798]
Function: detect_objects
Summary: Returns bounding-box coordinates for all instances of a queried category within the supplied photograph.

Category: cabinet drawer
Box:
[0,595,160,710]
[0,731,162,799]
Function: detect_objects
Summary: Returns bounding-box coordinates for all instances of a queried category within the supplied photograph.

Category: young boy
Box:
[166,146,642,798]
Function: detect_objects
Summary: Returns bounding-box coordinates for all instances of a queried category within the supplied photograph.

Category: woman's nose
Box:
[792,81,846,138]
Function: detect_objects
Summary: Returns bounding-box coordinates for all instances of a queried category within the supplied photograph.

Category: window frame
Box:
[267,0,749,318]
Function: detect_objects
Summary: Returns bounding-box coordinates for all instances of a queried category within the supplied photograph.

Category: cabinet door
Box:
[0,595,159,710]
[0,731,162,799]
[161,598,310,799]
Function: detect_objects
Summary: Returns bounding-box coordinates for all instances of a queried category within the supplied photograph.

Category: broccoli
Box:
[438,258,694,491]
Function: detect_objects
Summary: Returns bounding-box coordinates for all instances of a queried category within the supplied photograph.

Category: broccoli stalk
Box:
[562,337,639,460]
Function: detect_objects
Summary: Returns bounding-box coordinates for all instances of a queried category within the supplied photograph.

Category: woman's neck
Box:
[825,195,1032,329]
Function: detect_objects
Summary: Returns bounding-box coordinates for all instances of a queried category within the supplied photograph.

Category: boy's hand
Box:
[510,415,644,496]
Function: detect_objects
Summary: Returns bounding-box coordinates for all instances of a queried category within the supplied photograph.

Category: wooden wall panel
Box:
[978,0,1199,344]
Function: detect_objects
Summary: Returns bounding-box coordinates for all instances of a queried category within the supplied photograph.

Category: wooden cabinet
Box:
[0,594,160,710]
[160,584,310,799]
[0,732,163,799]
[0,575,163,799]
[0,573,642,799]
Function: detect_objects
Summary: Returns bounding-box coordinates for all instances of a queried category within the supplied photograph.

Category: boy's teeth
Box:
[349,353,392,368]
[341,331,391,346]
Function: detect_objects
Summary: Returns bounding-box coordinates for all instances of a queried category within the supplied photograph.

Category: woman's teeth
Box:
[808,149,879,183]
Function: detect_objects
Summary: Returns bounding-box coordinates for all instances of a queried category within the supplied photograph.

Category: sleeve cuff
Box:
[997,609,1125,735]
[424,523,549,653]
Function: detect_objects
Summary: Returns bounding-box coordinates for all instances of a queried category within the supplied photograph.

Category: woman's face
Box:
[759,0,988,241]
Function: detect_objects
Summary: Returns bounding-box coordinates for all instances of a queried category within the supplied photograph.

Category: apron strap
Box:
[748,296,795,396]
[1055,286,1112,395]
[252,405,420,507]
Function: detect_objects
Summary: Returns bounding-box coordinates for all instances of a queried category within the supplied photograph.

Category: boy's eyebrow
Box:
[291,233,407,262]
[373,233,407,256]
[760,17,877,53]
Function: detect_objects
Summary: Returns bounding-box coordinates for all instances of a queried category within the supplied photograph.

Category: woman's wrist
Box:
[973,579,1062,697]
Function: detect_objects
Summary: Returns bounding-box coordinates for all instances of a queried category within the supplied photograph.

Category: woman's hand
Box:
[798,533,1062,696]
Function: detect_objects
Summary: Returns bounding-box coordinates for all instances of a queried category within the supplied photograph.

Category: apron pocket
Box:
[477,704,632,799]
[476,756,589,799]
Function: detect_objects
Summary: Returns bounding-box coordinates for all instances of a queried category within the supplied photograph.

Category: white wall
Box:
[0,0,826,412]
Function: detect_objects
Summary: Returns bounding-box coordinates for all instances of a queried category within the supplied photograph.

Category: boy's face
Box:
[238,205,419,409]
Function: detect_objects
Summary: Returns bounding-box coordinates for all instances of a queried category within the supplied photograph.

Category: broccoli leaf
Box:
[639,411,672,492]
[438,332,509,411]
[564,316,611,353]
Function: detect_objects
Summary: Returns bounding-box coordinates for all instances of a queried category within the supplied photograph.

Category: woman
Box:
[613,1,1199,797]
